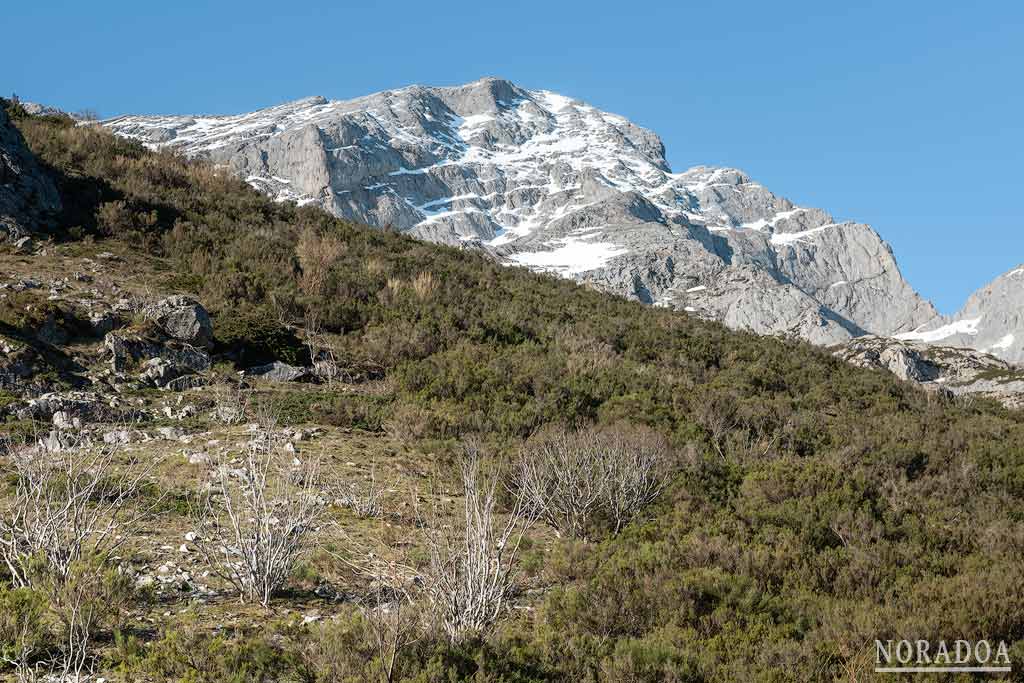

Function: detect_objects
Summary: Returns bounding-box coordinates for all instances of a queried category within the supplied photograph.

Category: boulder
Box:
[146,296,213,349]
[243,361,315,383]
[17,391,109,423]
[106,332,211,374]
[140,357,191,388]
[877,345,939,382]
[52,410,81,430]
[102,429,147,445]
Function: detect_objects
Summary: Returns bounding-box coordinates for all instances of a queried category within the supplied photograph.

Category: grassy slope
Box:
[4,105,1024,681]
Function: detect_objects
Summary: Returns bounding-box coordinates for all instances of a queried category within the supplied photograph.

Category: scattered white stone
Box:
[157,426,184,440]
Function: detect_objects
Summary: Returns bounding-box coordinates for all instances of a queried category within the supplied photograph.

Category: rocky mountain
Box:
[102,78,936,346]
[895,264,1024,364]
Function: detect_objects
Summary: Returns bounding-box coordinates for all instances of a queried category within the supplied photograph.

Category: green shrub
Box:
[213,308,310,367]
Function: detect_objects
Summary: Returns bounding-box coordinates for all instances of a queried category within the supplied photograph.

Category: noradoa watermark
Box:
[875,639,1012,674]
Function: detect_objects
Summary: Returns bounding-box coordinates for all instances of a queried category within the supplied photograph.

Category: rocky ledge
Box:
[835,335,1024,408]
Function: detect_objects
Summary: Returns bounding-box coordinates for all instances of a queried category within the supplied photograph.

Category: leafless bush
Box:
[331,545,421,683]
[297,226,346,297]
[304,310,342,386]
[0,435,154,588]
[515,424,670,539]
[339,468,387,519]
[0,599,44,683]
[44,557,134,681]
[421,441,531,644]
[211,383,252,425]
[0,437,147,680]
[194,413,327,607]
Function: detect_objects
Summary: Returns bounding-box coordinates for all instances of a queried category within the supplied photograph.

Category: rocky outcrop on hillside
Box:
[102,78,936,346]
[836,335,1024,408]
[0,105,61,243]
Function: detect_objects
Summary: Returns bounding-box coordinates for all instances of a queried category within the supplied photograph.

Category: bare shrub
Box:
[0,436,154,588]
[0,587,46,683]
[304,310,342,386]
[297,226,345,297]
[411,271,437,301]
[515,424,671,539]
[421,441,531,644]
[43,557,134,681]
[194,413,327,607]
[331,547,421,683]
[211,383,252,425]
[0,437,147,681]
[339,468,386,519]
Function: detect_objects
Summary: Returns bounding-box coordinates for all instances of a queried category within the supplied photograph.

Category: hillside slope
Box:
[3,102,1024,682]
[103,78,937,347]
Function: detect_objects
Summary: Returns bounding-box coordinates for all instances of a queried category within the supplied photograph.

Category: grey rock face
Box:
[139,357,205,390]
[243,361,314,383]
[105,332,211,374]
[146,296,213,349]
[103,78,935,344]
[837,335,1024,408]
[0,106,61,240]
[896,265,1024,364]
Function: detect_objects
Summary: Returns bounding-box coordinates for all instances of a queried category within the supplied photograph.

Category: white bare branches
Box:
[348,552,421,683]
[304,310,342,386]
[194,413,326,607]
[421,441,531,644]
[0,435,149,681]
[0,435,154,589]
[340,467,387,519]
[515,424,670,539]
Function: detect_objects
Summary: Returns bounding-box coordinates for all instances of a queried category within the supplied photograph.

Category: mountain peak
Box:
[102,79,935,346]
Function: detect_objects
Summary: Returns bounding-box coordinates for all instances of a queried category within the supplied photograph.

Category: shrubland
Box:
[1,100,1022,681]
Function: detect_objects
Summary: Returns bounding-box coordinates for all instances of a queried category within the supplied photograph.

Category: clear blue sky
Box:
[7,0,1023,313]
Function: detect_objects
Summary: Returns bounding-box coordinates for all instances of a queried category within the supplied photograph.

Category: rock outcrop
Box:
[0,105,61,241]
[836,335,1024,408]
[104,296,216,388]
[145,295,214,350]
[102,78,936,346]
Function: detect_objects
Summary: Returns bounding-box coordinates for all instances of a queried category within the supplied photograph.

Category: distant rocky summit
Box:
[894,264,1024,365]
[102,78,937,346]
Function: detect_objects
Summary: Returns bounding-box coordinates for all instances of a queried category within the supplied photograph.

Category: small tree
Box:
[421,441,531,644]
[515,424,670,539]
[194,413,326,607]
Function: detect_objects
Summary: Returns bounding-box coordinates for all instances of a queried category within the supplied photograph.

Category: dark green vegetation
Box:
[4,101,1024,681]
